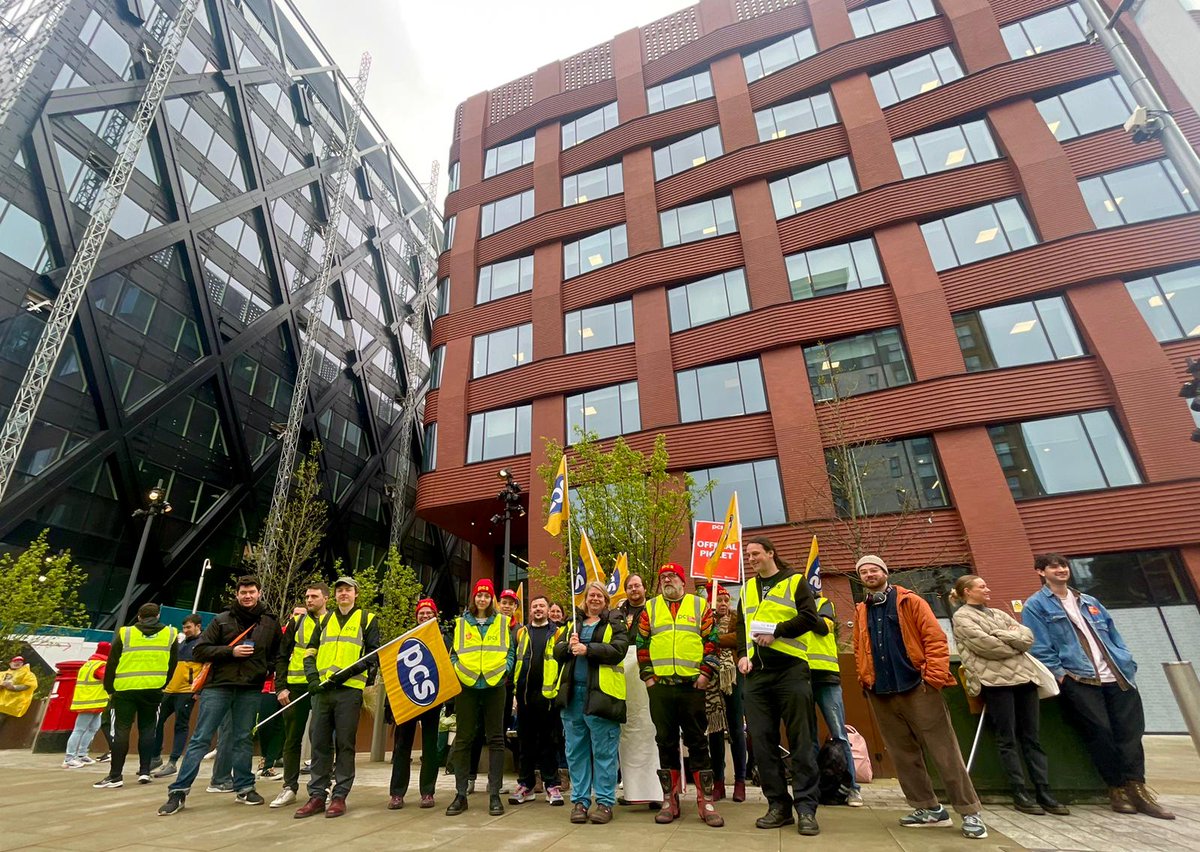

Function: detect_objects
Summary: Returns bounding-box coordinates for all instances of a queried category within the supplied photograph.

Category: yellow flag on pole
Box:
[704,491,741,581]
[574,530,604,610]
[544,456,568,536]
[607,553,628,608]
[378,618,461,726]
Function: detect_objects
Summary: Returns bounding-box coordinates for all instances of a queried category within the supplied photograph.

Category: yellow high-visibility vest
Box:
[542,626,567,699]
[287,614,318,685]
[803,596,840,672]
[114,625,177,691]
[646,594,706,677]
[316,609,375,690]
[543,622,626,701]
[453,615,510,687]
[70,658,108,711]
[743,574,808,663]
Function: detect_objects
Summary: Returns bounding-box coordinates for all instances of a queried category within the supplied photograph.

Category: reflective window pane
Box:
[467,404,532,463]
[566,382,640,442]
[564,224,628,279]
[472,323,533,378]
[562,102,619,149]
[1036,75,1136,141]
[743,29,817,83]
[654,127,724,180]
[954,296,1084,371]
[690,459,786,527]
[484,136,535,179]
[921,198,1038,271]
[667,269,750,331]
[565,299,634,353]
[787,237,884,300]
[647,70,714,113]
[480,189,535,238]
[1079,160,1197,229]
[851,0,938,37]
[826,436,947,515]
[477,255,534,304]
[804,327,912,399]
[677,358,768,422]
[871,48,964,108]
[1001,3,1089,59]
[754,91,837,141]
[770,157,858,219]
[1125,264,1200,341]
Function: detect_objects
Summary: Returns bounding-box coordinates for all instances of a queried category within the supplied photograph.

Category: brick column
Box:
[526,395,566,577]
[760,346,832,521]
[809,0,855,49]
[939,0,1007,72]
[614,30,647,121]
[632,288,678,430]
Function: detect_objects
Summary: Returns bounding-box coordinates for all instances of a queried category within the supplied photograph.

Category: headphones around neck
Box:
[866,587,890,606]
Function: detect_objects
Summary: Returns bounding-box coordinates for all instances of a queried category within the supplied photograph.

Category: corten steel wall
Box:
[419,0,1200,610]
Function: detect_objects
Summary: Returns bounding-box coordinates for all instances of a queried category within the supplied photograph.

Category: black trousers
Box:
[110,689,162,778]
[468,679,515,779]
[744,663,819,815]
[450,685,505,794]
[980,682,1050,790]
[516,694,561,789]
[648,680,711,774]
[1057,677,1146,787]
[153,692,195,761]
[280,683,310,793]
[307,687,363,800]
[390,705,441,797]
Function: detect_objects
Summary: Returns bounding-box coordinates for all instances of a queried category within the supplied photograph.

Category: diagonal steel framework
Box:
[0,0,68,130]
[257,52,371,577]
[0,0,201,504]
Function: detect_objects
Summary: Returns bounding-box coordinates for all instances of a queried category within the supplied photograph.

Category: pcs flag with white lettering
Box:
[379,618,461,725]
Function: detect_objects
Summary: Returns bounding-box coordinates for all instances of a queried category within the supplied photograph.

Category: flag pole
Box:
[565,457,576,638]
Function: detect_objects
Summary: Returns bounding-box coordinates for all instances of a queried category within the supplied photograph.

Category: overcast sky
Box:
[291,0,687,204]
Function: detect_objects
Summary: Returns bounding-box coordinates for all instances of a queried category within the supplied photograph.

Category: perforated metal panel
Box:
[488,74,535,125]
[563,42,614,91]
[735,0,801,22]
[643,7,700,63]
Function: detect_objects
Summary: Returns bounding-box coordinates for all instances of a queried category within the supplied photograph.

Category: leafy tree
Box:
[352,546,423,642]
[0,529,88,665]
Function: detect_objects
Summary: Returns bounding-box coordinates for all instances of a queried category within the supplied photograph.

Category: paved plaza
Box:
[1,737,1197,851]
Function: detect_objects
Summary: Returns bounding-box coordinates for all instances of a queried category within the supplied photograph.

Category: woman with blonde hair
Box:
[950,574,1068,817]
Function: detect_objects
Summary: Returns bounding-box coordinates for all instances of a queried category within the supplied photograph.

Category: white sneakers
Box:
[270,788,297,808]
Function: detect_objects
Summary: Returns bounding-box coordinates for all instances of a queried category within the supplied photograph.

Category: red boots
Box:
[694,770,725,827]
[656,769,680,824]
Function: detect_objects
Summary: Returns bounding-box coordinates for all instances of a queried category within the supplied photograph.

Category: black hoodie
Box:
[103,618,180,694]
[193,600,282,688]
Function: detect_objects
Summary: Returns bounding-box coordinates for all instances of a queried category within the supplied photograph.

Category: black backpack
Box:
[817,736,852,805]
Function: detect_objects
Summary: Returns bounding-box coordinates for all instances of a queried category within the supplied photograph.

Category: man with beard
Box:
[510,595,564,805]
[157,577,281,815]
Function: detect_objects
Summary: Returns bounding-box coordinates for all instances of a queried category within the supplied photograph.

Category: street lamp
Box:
[492,469,525,591]
[114,479,172,628]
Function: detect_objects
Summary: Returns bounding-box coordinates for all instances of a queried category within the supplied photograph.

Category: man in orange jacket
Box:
[852,555,986,841]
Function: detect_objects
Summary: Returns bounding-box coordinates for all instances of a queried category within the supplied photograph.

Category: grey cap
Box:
[334,576,358,589]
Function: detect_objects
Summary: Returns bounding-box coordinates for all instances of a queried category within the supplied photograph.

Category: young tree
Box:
[0,529,88,663]
[353,546,423,642]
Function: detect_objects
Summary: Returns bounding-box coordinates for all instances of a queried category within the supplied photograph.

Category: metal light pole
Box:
[492,469,524,591]
[113,479,172,628]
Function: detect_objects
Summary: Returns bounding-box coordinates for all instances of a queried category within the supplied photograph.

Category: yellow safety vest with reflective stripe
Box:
[453,615,510,687]
[316,609,375,690]
[742,573,808,662]
[542,621,627,701]
[542,626,568,699]
[70,658,108,711]
[287,614,317,685]
[114,625,177,691]
[803,596,840,672]
[647,594,706,677]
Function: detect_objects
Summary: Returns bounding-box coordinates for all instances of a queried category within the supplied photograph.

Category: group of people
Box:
[60,542,1174,839]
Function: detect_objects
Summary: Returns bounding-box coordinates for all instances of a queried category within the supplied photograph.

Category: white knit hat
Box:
[855,554,889,574]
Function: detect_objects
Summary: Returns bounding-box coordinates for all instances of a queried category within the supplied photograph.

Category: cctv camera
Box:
[1124,106,1163,143]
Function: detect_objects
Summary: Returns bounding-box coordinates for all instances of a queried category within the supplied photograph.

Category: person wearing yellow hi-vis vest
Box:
[552,580,627,825]
[636,563,724,828]
[801,593,863,807]
[293,577,379,820]
[735,537,827,837]
[445,578,515,819]
[64,641,111,767]
[96,603,178,788]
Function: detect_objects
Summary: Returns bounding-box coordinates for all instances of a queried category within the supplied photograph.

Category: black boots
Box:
[1012,787,1045,815]
[755,804,795,829]
[1035,785,1071,816]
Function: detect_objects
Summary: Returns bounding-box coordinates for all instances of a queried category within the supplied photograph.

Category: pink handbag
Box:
[846,724,873,783]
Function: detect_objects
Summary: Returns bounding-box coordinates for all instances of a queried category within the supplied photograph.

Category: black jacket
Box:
[552,609,628,723]
[193,602,282,688]
[103,618,179,694]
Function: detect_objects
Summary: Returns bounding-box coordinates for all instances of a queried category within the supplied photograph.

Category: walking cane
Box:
[966,706,987,771]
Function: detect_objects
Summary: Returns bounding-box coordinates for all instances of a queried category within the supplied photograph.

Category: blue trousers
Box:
[813,679,858,790]
[169,686,259,795]
[561,683,620,808]
[66,712,102,760]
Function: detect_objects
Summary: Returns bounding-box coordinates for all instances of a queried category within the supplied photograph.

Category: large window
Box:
[563,163,623,207]
[894,119,1000,178]
[435,277,450,316]
[564,225,628,279]
[444,215,456,250]
[477,254,533,304]
[804,328,912,400]
[1001,3,1088,59]
[472,323,532,378]
[668,269,751,331]
[755,91,837,142]
[954,296,1085,371]
[1066,550,1196,608]
[677,359,767,422]
[653,127,724,181]
[921,198,1038,271]
[480,189,534,238]
[769,157,857,219]
[850,0,937,37]
[786,237,884,300]
[827,437,948,515]
[989,410,1140,498]
[647,69,713,113]
[421,423,437,472]
[1036,76,1136,142]
[661,196,737,247]
[484,136,535,179]
[1125,265,1200,342]
[743,29,817,83]
[467,405,532,462]
[429,345,445,390]
[562,102,618,149]
[447,161,460,193]
[1079,160,1197,229]
[871,48,964,108]
[690,459,786,527]
[566,382,641,441]
[0,197,49,271]
[565,300,634,353]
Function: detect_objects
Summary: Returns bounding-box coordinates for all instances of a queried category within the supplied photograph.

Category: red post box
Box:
[33,660,83,754]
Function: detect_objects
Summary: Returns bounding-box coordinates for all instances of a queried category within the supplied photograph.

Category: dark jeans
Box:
[390,705,440,797]
[516,696,561,789]
[1057,677,1146,787]
[110,689,163,778]
[169,686,259,795]
[744,663,819,815]
[153,692,194,762]
[710,679,747,783]
[450,685,505,795]
[648,680,711,773]
[308,686,363,800]
[981,682,1050,790]
[280,683,311,793]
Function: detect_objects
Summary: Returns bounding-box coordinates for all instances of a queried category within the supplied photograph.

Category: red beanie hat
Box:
[658,563,686,583]
[95,641,112,656]
[472,578,496,598]
[415,598,438,618]
[499,588,518,601]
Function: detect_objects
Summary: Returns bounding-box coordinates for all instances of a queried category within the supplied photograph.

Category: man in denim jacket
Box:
[1022,553,1172,820]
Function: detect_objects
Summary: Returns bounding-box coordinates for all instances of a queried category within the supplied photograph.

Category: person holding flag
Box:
[387,598,449,810]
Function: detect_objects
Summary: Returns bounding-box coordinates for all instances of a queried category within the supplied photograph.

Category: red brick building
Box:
[419,0,1200,731]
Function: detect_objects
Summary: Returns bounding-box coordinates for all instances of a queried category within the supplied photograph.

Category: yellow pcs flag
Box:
[379,618,462,726]
[607,553,628,608]
[544,456,569,536]
[574,530,605,610]
[704,491,741,581]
